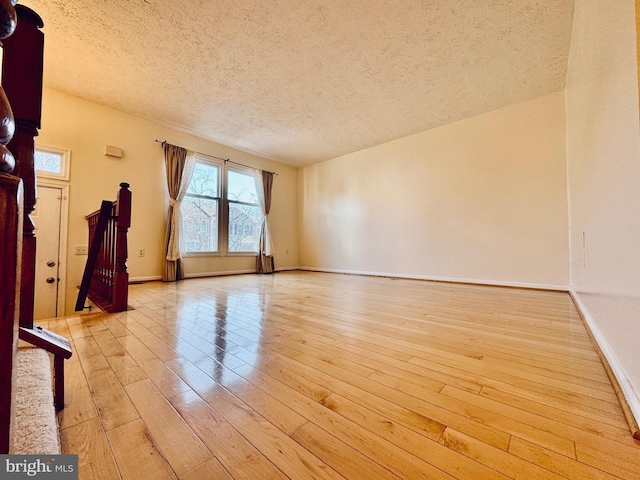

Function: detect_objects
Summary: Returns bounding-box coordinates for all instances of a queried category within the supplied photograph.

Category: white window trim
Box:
[182,158,263,257]
[226,165,261,256]
[182,156,223,256]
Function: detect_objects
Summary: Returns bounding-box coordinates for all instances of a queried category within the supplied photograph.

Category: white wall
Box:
[566,0,640,423]
[37,88,299,315]
[299,92,569,288]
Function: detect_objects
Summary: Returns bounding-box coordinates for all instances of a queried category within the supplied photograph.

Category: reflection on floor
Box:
[46,271,640,479]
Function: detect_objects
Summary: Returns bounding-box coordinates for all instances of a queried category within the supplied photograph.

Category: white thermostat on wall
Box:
[105,145,123,158]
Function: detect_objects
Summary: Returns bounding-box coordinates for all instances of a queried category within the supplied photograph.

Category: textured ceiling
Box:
[18,0,575,167]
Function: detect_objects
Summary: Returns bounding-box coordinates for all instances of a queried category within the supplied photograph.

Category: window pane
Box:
[181,197,218,252]
[228,170,258,203]
[228,203,261,252]
[35,150,63,174]
[188,163,219,197]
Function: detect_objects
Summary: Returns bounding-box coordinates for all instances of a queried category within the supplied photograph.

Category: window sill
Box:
[183,252,258,258]
[183,251,221,258]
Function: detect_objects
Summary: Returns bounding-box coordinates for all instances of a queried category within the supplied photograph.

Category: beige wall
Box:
[37,88,299,315]
[299,92,569,288]
[566,0,640,422]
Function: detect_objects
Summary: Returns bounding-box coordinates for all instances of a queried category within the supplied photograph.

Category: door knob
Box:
[47,261,56,267]
[46,277,55,284]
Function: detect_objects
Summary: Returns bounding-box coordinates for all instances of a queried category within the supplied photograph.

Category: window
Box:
[180,159,264,255]
[227,169,261,253]
[181,161,221,253]
[34,145,70,181]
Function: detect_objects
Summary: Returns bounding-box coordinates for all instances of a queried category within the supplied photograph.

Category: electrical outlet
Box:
[75,245,88,255]
[138,248,145,257]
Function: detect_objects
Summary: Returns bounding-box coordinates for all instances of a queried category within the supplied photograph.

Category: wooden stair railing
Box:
[1,6,73,449]
[75,182,131,313]
[0,1,71,454]
[0,174,23,454]
[1,0,28,454]
[3,3,43,330]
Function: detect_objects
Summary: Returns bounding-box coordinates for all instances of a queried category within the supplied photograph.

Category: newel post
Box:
[2,5,44,329]
[112,182,131,312]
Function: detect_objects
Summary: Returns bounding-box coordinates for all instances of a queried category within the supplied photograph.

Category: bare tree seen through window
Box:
[180,162,264,254]
[227,170,261,252]
[181,162,220,252]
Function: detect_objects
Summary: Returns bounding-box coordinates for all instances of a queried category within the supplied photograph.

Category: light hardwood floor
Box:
[46,271,640,479]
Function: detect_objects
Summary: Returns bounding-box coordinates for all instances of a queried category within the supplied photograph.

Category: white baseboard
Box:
[569,290,640,429]
[129,275,162,283]
[275,266,299,272]
[141,266,567,292]
[298,266,569,292]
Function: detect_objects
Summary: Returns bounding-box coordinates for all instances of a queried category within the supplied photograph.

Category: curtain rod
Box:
[155,139,278,175]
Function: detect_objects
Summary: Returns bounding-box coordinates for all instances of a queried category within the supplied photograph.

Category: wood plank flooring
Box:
[47,271,640,479]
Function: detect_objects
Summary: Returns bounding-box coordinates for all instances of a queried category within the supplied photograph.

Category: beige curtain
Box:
[162,143,195,281]
[254,170,275,273]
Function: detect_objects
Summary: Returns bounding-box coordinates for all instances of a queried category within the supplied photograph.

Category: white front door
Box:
[33,184,64,320]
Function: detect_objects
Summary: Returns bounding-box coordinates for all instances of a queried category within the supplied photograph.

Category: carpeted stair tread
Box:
[11,348,61,454]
